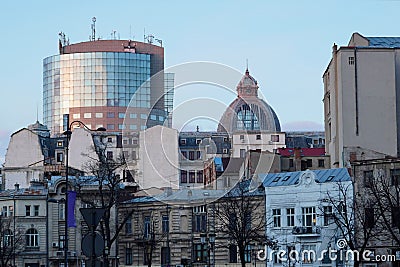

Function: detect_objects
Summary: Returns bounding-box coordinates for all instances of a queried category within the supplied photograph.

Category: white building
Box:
[260,168,352,267]
[136,125,179,190]
[323,32,400,168]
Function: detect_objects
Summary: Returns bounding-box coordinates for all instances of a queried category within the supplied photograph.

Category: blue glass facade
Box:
[43,52,154,133]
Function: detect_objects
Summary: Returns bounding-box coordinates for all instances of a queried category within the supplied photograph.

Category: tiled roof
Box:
[260,168,351,187]
[278,147,325,157]
[366,37,400,48]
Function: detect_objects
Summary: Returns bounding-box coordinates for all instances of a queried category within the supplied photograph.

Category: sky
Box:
[1,0,400,164]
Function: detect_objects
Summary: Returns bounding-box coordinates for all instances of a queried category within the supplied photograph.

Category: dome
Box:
[217,69,281,133]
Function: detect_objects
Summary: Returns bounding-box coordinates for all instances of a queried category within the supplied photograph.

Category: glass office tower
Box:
[43,39,173,134]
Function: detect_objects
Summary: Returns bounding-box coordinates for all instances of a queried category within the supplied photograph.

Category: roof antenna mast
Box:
[91,17,96,41]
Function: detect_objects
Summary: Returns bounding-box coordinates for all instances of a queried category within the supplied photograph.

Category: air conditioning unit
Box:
[52,242,58,248]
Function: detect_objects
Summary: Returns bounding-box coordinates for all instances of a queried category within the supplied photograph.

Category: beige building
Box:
[323,32,400,168]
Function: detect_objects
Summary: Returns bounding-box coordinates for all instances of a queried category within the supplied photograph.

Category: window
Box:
[224,137,229,142]
[4,229,13,247]
[193,206,207,232]
[196,151,201,160]
[84,113,91,119]
[125,247,133,265]
[302,244,316,263]
[272,209,281,227]
[244,245,252,263]
[193,243,208,262]
[162,215,169,233]
[365,208,374,228]
[181,151,187,160]
[318,159,325,167]
[223,148,228,154]
[307,159,312,168]
[144,216,151,238]
[118,124,125,130]
[56,152,63,163]
[391,169,400,186]
[326,175,334,181]
[107,112,115,118]
[2,206,7,217]
[364,170,374,188]
[129,113,137,119]
[161,247,170,265]
[140,114,147,120]
[196,139,202,145]
[107,124,115,130]
[271,135,279,142]
[141,125,147,130]
[129,124,137,130]
[323,206,333,226]
[59,204,65,220]
[119,113,125,119]
[240,149,246,158]
[392,207,400,228]
[197,170,204,183]
[72,113,80,119]
[240,135,244,140]
[8,206,13,217]
[287,208,295,227]
[59,235,65,249]
[107,151,113,160]
[180,139,186,145]
[95,112,103,118]
[348,56,355,65]
[180,170,187,183]
[189,151,195,160]
[25,205,31,216]
[302,207,316,226]
[189,171,195,183]
[150,114,157,120]
[229,244,237,263]
[34,205,39,216]
[125,216,132,235]
[256,134,261,140]
[283,176,291,181]
[26,228,39,247]
[289,159,294,168]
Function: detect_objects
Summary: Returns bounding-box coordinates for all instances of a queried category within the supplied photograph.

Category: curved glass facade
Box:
[43,52,151,133]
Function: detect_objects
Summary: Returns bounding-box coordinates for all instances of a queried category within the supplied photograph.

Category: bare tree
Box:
[321,182,383,267]
[215,181,272,267]
[78,139,136,267]
[368,169,400,246]
[0,216,24,267]
[136,218,166,267]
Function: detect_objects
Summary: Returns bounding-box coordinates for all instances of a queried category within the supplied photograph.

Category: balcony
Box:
[292,226,321,236]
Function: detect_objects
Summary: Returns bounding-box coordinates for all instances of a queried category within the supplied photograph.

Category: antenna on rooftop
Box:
[91,17,96,41]
[111,30,117,40]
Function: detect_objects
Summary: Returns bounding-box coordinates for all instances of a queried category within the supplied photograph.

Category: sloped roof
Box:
[365,37,400,48]
[260,168,351,187]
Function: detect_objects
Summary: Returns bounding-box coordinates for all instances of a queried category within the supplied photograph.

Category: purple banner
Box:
[67,190,77,228]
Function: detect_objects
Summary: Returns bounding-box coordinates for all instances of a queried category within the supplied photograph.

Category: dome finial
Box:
[246,59,249,75]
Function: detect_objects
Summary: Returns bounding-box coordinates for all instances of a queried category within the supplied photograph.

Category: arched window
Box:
[236,105,260,130]
[4,229,13,247]
[26,228,39,247]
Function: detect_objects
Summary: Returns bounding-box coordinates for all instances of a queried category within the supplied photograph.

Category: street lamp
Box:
[63,120,106,267]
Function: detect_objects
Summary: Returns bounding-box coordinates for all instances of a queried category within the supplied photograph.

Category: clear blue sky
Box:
[1,0,399,163]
